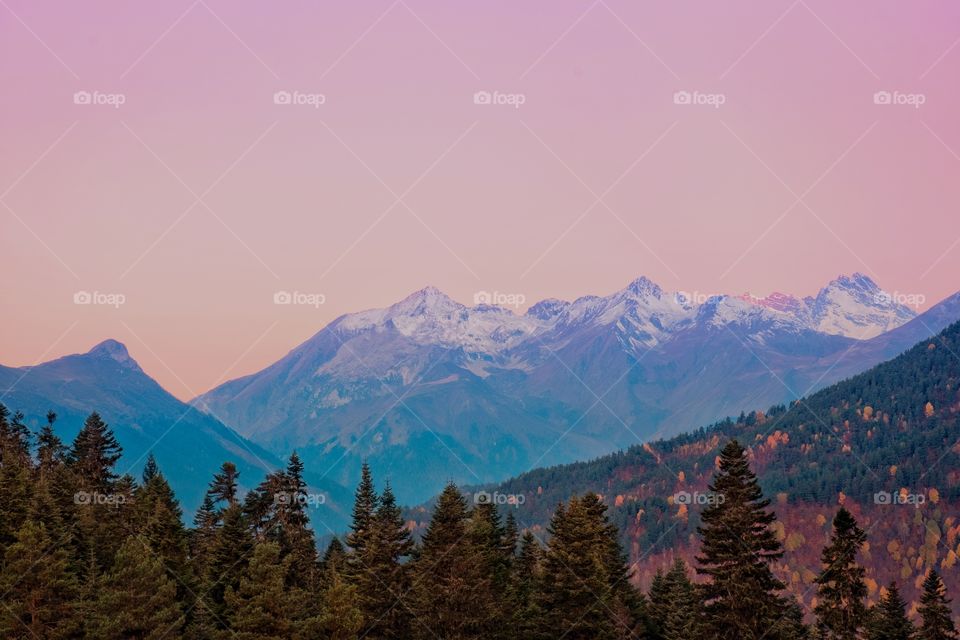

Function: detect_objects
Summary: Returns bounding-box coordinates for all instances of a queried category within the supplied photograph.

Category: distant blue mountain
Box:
[194,274,960,504]
[0,339,352,529]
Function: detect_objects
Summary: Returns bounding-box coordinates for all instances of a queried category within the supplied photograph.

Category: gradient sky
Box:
[2,0,959,400]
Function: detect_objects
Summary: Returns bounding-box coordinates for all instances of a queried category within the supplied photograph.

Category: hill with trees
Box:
[431,319,960,615]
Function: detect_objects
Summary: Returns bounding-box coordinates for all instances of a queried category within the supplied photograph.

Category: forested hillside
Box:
[444,320,960,611]
[3,325,959,637]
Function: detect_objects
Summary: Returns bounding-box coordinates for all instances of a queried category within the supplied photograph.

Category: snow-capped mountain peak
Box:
[623,275,664,299]
[808,273,916,339]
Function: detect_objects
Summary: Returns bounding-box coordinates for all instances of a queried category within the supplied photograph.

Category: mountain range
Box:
[469,317,960,608]
[3,274,956,510]
[193,273,960,502]
[0,340,352,525]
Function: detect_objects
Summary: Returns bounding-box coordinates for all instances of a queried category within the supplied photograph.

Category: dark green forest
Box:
[3,322,960,638]
[2,402,958,638]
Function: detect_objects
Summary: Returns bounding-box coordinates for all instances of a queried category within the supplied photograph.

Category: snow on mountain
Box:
[194,273,933,503]
[805,273,917,339]
[336,286,545,354]
[327,274,915,357]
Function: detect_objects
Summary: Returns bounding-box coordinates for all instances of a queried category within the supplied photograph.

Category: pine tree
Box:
[203,502,252,623]
[243,469,282,543]
[320,536,348,578]
[660,558,699,640]
[536,496,619,639]
[207,462,239,507]
[865,582,914,640]
[509,531,544,638]
[68,412,122,491]
[88,537,184,640]
[0,520,78,639]
[917,570,959,640]
[33,412,76,549]
[409,483,494,639]
[0,434,33,553]
[221,541,294,640]
[190,493,220,577]
[346,461,378,558]
[359,480,414,639]
[136,457,191,606]
[0,406,31,461]
[814,508,868,640]
[696,439,787,640]
[316,564,364,640]
[67,413,127,571]
[274,452,317,588]
[469,497,512,637]
[648,569,670,634]
[35,411,67,482]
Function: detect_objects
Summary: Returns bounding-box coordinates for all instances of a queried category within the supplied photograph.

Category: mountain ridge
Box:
[466,318,960,608]
[0,341,352,527]
[194,274,957,503]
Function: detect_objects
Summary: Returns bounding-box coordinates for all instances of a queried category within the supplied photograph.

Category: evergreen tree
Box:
[0,407,31,461]
[88,537,184,640]
[190,493,220,577]
[503,510,519,558]
[865,582,914,640]
[359,480,414,639]
[580,492,649,637]
[207,462,239,507]
[320,536,348,578]
[221,541,295,640]
[917,570,959,640]
[243,469,282,543]
[509,531,544,638]
[648,569,670,634]
[814,508,868,640]
[67,413,127,570]
[316,564,364,640]
[275,452,317,588]
[35,411,67,482]
[0,434,33,553]
[136,457,191,606]
[696,439,787,640]
[535,496,626,640]
[203,502,251,623]
[660,558,698,640]
[0,520,78,639]
[469,497,512,637]
[346,461,378,558]
[409,483,493,639]
[67,412,122,491]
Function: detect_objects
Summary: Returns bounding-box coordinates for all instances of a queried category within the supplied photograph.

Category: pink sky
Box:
[2,0,959,400]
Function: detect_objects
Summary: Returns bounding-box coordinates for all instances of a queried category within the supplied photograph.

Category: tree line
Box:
[0,405,957,639]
